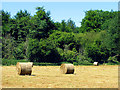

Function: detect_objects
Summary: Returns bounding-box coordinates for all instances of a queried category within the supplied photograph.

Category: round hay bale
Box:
[16,62,33,75]
[28,62,33,67]
[93,62,99,66]
[60,64,74,74]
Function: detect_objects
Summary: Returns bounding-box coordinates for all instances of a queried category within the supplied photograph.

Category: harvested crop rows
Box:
[2,65,118,88]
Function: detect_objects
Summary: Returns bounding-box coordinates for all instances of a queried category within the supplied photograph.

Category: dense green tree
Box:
[27,38,61,63]
[55,19,78,33]
[9,10,31,41]
[2,34,16,59]
[67,19,76,32]
[49,31,79,50]
[80,10,117,32]
[29,7,56,39]
[102,15,120,56]
[14,10,30,19]
[2,8,119,65]
[1,10,11,37]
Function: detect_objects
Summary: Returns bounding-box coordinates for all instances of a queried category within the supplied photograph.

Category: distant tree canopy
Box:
[80,10,117,32]
[2,10,11,37]
[1,7,120,65]
[102,15,120,56]
[29,7,56,39]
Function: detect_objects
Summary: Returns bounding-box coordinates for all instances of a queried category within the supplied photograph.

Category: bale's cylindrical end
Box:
[93,62,99,66]
[28,62,33,67]
[60,64,74,74]
[16,62,33,75]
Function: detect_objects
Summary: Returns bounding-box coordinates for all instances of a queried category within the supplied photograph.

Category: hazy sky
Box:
[2,2,118,27]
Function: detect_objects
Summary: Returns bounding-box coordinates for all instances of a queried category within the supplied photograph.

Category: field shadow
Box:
[30,74,36,76]
[19,74,36,76]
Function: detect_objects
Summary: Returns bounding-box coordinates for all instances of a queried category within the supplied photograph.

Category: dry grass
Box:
[2,65,118,88]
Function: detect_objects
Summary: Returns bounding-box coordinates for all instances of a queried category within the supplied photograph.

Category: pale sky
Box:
[2,2,118,27]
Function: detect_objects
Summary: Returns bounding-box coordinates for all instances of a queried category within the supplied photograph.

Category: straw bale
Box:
[16,62,33,75]
[93,62,99,66]
[60,64,74,74]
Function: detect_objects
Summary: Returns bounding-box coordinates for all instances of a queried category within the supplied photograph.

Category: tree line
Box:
[1,7,120,65]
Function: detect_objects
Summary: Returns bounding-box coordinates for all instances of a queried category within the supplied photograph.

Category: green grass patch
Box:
[33,62,60,66]
[103,62,120,65]
[2,59,28,66]
[2,59,119,66]
[60,62,72,64]
[2,59,60,66]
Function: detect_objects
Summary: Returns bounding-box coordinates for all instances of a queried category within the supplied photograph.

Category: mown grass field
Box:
[2,65,118,88]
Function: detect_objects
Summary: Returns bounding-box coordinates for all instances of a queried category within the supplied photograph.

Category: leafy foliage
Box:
[29,7,55,39]
[2,7,120,65]
[27,38,62,63]
[101,15,120,56]
[80,10,117,32]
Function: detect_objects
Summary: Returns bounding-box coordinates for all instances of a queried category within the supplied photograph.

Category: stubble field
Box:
[2,65,118,88]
